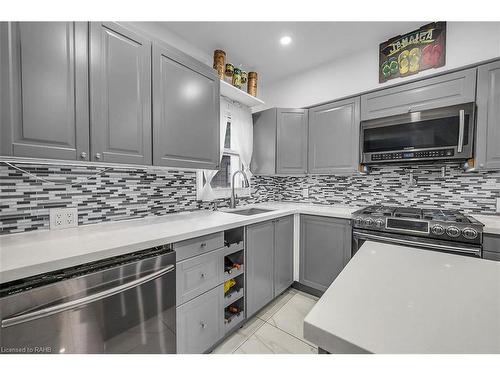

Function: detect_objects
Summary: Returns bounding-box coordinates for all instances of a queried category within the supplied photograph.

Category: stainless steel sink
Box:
[228,208,274,216]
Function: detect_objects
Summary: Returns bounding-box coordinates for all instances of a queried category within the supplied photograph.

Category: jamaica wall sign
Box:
[379,22,446,83]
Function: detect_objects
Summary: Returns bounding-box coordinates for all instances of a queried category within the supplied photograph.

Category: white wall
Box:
[260,22,500,109]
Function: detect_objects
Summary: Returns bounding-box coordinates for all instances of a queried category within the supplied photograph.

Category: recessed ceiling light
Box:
[280,36,292,46]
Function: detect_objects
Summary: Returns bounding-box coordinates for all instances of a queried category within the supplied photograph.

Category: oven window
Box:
[363,115,469,153]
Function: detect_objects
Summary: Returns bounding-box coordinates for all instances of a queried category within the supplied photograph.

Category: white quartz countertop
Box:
[0,202,357,283]
[472,214,500,236]
[304,241,500,354]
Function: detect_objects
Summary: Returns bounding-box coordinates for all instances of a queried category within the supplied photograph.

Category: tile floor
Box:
[211,288,319,354]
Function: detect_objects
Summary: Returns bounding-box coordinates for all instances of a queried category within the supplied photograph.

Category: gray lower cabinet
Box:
[308,97,360,174]
[0,22,90,160]
[153,42,220,169]
[274,215,294,296]
[246,220,275,317]
[360,68,477,120]
[476,60,500,170]
[176,284,223,354]
[246,216,294,317]
[251,108,308,175]
[483,234,500,261]
[89,22,152,165]
[300,215,352,292]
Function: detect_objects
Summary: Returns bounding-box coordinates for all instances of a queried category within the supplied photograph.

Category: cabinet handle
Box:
[80,152,88,160]
[95,153,102,160]
[200,322,206,329]
[200,243,207,248]
[200,273,205,278]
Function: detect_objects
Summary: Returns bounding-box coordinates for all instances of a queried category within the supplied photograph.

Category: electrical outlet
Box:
[497,198,500,213]
[50,208,78,230]
[302,188,309,198]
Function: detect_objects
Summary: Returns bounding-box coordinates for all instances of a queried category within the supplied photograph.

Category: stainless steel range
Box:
[352,205,484,258]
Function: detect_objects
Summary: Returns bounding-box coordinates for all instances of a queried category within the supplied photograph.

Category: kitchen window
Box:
[197,116,251,200]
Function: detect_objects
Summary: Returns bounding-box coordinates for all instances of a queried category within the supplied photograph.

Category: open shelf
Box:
[224,249,244,281]
[224,298,245,333]
[220,80,265,108]
[224,273,244,307]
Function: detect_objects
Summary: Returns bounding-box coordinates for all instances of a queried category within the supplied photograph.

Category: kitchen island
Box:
[303,241,500,354]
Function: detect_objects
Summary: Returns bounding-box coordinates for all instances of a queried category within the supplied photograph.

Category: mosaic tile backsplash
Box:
[0,163,275,235]
[1,161,499,235]
[275,163,500,214]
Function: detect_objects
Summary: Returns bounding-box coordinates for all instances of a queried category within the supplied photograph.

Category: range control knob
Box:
[462,227,478,240]
[446,226,460,238]
[375,219,385,228]
[431,225,445,236]
[363,218,374,226]
[354,217,363,226]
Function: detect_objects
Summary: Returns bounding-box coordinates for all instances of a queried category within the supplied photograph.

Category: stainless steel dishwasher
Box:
[0,245,176,354]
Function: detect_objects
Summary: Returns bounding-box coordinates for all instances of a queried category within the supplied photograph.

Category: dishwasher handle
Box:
[1,264,175,329]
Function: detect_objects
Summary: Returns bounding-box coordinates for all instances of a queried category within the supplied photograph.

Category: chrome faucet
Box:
[230,169,250,209]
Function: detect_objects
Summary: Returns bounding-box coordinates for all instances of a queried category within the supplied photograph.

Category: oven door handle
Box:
[457,109,465,153]
[1,264,175,329]
[353,230,481,257]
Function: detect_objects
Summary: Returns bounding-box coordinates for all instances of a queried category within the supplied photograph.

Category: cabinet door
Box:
[277,109,308,174]
[308,97,360,174]
[251,108,277,175]
[274,215,294,296]
[0,22,89,160]
[90,22,152,165]
[476,61,500,170]
[176,285,223,354]
[246,220,275,317]
[300,215,351,292]
[153,43,220,169]
[360,68,477,120]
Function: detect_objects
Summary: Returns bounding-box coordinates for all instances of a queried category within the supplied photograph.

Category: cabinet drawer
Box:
[360,68,476,120]
[176,285,223,354]
[174,232,224,261]
[483,234,500,253]
[176,248,224,305]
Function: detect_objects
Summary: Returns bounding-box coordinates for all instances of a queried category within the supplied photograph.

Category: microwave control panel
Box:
[371,148,454,161]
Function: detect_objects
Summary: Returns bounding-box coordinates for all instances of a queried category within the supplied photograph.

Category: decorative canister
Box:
[241,70,248,84]
[213,50,226,79]
[232,67,242,89]
[247,72,258,97]
[225,63,234,79]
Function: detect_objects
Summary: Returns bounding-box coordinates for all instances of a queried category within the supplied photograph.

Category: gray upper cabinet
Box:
[308,97,360,174]
[276,109,308,174]
[89,22,152,165]
[300,215,351,292]
[274,215,294,297]
[153,42,220,169]
[360,68,477,121]
[251,108,277,175]
[0,22,89,160]
[476,60,500,170]
[251,108,308,175]
[246,220,275,317]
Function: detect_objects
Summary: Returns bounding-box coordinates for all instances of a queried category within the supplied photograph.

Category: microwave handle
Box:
[457,109,465,153]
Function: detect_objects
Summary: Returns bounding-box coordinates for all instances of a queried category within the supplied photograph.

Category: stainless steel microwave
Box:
[360,103,475,164]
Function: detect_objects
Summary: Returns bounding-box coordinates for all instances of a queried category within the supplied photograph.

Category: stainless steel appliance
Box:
[352,205,483,258]
[360,103,475,164]
[0,245,176,354]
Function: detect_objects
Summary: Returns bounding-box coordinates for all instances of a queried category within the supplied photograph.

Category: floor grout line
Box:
[262,320,317,349]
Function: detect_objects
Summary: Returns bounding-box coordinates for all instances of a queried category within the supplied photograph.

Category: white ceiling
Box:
[158,22,428,83]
